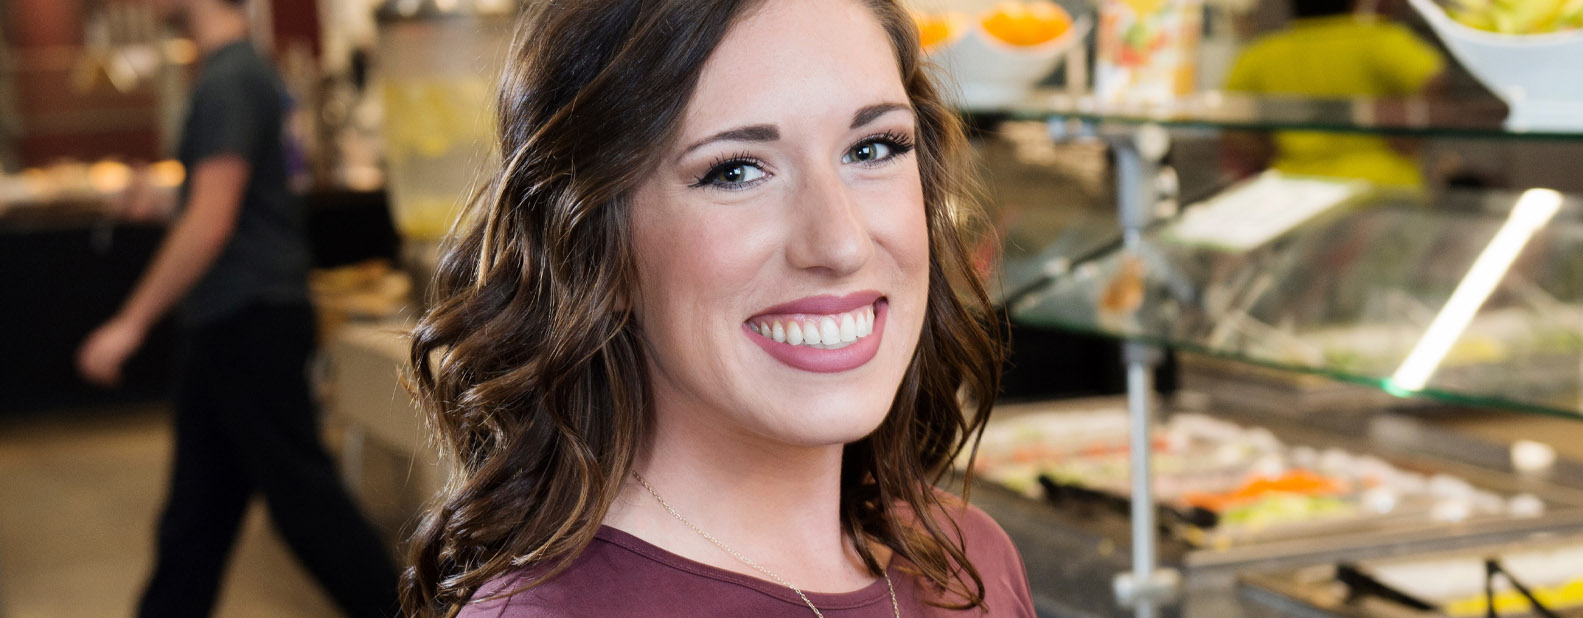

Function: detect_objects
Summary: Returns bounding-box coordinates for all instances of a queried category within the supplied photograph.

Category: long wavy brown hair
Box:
[401,1,1003,616]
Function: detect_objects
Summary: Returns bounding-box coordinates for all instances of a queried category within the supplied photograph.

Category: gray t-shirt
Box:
[177,40,310,326]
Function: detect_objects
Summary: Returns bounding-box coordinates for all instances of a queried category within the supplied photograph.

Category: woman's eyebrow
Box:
[682,124,780,156]
[851,103,912,129]
[677,103,912,158]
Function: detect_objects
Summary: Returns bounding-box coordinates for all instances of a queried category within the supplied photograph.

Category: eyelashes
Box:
[843,130,914,165]
[689,131,916,191]
[866,130,915,155]
[845,130,916,166]
[690,152,768,190]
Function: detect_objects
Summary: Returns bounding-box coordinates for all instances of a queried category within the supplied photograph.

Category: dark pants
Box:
[137,302,399,618]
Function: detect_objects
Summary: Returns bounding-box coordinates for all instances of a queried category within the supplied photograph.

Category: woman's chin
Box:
[752,397,895,447]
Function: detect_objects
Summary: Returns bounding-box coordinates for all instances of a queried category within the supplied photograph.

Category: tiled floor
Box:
[0,404,371,618]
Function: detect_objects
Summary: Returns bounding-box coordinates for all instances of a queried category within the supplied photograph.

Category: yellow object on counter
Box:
[1444,578,1583,616]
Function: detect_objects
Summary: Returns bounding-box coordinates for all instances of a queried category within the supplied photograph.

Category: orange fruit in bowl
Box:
[913,11,965,49]
[982,1,1073,47]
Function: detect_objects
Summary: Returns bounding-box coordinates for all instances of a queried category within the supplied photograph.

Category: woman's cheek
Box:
[874,170,930,279]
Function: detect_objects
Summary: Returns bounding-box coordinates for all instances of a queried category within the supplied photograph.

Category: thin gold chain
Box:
[632,472,901,618]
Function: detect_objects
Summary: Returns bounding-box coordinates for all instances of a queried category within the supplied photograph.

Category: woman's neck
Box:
[603,403,877,592]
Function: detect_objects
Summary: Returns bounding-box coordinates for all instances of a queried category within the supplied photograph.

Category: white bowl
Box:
[1408,0,1583,131]
[927,13,1091,110]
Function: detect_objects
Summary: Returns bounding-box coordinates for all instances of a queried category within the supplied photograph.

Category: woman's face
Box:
[630,0,929,448]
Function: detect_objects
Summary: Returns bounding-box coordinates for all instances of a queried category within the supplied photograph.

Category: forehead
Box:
[680,0,908,137]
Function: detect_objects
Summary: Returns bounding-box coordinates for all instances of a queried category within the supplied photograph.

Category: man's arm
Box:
[77,155,249,386]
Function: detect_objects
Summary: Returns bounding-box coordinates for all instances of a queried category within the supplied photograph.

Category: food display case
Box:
[966,398,1583,618]
[1243,534,1583,617]
[966,92,1583,618]
[974,404,1568,553]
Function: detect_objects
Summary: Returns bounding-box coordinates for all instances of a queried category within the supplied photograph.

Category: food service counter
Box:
[966,398,1583,618]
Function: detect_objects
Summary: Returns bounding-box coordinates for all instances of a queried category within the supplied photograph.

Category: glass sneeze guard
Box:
[1011,183,1583,419]
[995,91,1583,616]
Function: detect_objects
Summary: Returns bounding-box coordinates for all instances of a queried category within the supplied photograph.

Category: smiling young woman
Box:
[402,1,1027,617]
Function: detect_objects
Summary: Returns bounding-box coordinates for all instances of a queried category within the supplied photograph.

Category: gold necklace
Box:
[632,472,902,618]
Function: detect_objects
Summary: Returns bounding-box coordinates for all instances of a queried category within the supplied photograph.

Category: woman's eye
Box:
[696,160,768,189]
[843,134,913,165]
[844,141,893,164]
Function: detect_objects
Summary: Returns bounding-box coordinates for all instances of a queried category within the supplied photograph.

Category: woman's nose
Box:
[784,164,874,277]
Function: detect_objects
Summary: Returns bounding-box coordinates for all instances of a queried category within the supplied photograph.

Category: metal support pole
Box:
[1114,140,1148,247]
[1123,342,1163,618]
[1108,125,1178,617]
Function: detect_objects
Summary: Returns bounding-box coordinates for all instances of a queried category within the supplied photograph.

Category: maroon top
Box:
[459,503,1036,617]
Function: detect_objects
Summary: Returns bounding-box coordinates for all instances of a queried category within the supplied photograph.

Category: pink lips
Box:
[743,291,887,374]
[749,291,883,318]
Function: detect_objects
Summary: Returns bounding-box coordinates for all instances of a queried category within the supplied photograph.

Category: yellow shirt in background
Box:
[1225,15,1445,187]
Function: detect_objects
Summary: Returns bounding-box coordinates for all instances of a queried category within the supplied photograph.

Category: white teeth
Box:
[819,317,839,344]
[748,303,880,349]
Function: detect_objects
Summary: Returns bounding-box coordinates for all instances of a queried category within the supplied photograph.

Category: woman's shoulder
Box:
[454,570,537,618]
[454,532,644,618]
[935,493,1006,536]
[927,491,1023,572]
[918,490,1038,617]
